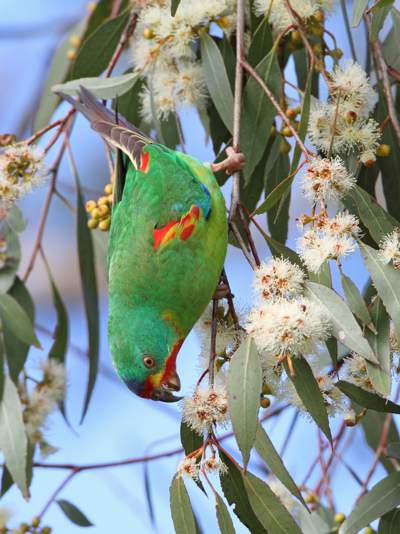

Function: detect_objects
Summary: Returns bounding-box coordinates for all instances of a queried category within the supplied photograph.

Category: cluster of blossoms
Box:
[378,228,400,269]
[182,384,229,435]
[343,354,375,393]
[247,258,330,377]
[253,0,334,32]
[20,359,66,457]
[177,449,227,480]
[297,212,360,272]
[308,61,381,165]
[0,143,48,210]
[131,0,236,122]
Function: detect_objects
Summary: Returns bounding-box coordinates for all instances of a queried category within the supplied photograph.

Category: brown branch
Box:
[26,119,65,145]
[229,0,245,221]
[105,12,138,77]
[240,60,311,161]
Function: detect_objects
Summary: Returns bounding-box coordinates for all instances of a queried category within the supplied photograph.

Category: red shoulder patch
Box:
[140,151,150,173]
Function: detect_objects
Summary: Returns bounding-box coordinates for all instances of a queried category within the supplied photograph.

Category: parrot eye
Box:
[143,356,155,369]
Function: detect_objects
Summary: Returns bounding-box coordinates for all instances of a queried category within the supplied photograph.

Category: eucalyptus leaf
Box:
[386,442,400,460]
[255,425,305,505]
[361,410,399,473]
[340,271,372,326]
[0,223,21,295]
[228,337,262,468]
[170,476,197,534]
[243,472,302,534]
[0,293,40,348]
[200,33,234,133]
[340,471,400,534]
[285,357,332,443]
[336,381,400,413]
[305,281,377,364]
[48,274,69,365]
[215,494,235,534]
[0,377,28,498]
[57,500,93,527]
[365,298,391,397]
[351,0,369,27]
[248,17,273,67]
[171,0,181,16]
[378,509,400,534]
[53,73,138,100]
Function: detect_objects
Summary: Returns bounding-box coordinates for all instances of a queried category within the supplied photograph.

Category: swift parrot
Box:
[59,88,244,402]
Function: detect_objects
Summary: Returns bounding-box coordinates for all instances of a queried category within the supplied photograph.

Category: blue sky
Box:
[0,1,387,533]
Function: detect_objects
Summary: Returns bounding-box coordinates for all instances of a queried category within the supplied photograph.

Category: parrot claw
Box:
[210,147,246,176]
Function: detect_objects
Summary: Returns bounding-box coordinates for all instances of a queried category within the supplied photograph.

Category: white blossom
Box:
[253,258,305,301]
[0,143,48,209]
[344,354,377,394]
[177,456,199,480]
[182,385,229,434]
[301,156,356,202]
[378,229,400,268]
[253,0,334,32]
[201,454,228,475]
[246,298,331,360]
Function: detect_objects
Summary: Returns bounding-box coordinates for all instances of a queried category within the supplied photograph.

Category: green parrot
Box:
[60,88,244,402]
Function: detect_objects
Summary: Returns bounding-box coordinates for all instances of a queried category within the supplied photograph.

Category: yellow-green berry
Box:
[69,35,81,47]
[143,27,155,39]
[66,49,76,61]
[376,144,391,157]
[291,30,302,45]
[98,204,110,217]
[334,512,345,524]
[91,207,100,220]
[88,218,99,230]
[32,517,40,529]
[104,183,113,195]
[85,200,96,213]
[99,218,111,232]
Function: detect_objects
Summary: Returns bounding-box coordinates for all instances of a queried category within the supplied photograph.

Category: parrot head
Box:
[108,306,184,402]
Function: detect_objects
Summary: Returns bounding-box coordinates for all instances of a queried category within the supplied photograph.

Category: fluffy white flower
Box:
[344,354,377,394]
[307,101,337,154]
[253,0,332,32]
[297,213,360,272]
[301,156,356,202]
[329,61,377,117]
[175,62,207,106]
[378,229,400,268]
[0,143,48,208]
[177,456,200,480]
[246,298,331,360]
[201,454,228,475]
[253,258,305,301]
[335,117,381,156]
[182,385,229,434]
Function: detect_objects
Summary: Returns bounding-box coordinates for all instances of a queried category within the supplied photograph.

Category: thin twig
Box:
[340,0,357,62]
[229,0,245,221]
[229,221,257,270]
[208,299,218,386]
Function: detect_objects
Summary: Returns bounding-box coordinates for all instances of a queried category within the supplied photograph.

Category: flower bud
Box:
[66,49,76,61]
[88,219,98,230]
[313,10,325,23]
[97,195,109,206]
[69,35,81,47]
[346,111,357,123]
[281,126,294,138]
[334,512,346,524]
[143,28,155,39]
[99,218,111,231]
[260,397,271,409]
[98,204,110,217]
[85,200,96,213]
[376,144,391,157]
[104,183,113,195]
[291,31,302,45]
[32,517,40,528]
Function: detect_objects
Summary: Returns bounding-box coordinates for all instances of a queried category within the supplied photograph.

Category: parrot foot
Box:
[210,147,246,176]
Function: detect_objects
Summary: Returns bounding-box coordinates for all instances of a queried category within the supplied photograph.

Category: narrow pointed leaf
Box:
[378,509,400,533]
[57,500,93,527]
[171,0,180,16]
[170,476,197,534]
[3,278,35,382]
[0,293,40,348]
[341,272,372,326]
[200,33,234,133]
[0,377,28,498]
[360,243,400,346]
[215,494,235,534]
[352,0,369,27]
[48,275,69,365]
[243,472,302,534]
[365,298,391,397]
[228,337,262,467]
[305,281,377,364]
[387,442,400,460]
[297,506,332,534]
[285,357,332,443]
[180,421,203,455]
[361,411,399,473]
[219,453,266,533]
[73,163,99,423]
[336,381,400,413]
[71,11,130,79]
[255,425,305,506]
[53,73,138,100]
[340,471,400,534]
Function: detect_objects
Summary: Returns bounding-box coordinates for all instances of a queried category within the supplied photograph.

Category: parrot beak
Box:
[151,371,182,402]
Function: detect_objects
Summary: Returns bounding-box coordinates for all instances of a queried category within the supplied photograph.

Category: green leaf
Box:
[343,186,397,244]
[386,442,400,460]
[365,298,391,397]
[371,2,394,41]
[360,243,400,346]
[326,336,338,366]
[0,466,13,498]
[215,494,235,534]
[113,76,144,125]
[382,10,400,72]
[53,72,138,100]
[248,17,273,67]
[0,377,28,498]
[352,0,369,27]
[227,337,262,468]
[84,0,129,39]
[72,11,129,79]
[200,32,234,133]
[48,274,69,365]
[336,381,400,413]
[267,152,290,243]
[33,20,85,131]
[73,162,100,423]
[285,357,332,443]
[171,0,181,15]
[243,472,302,534]
[219,453,266,534]
[305,281,377,364]
[255,168,294,215]
[5,206,26,234]
[378,509,400,534]
[297,507,332,534]
[341,471,400,534]
[57,500,93,527]
[291,65,312,173]
[180,421,203,456]
[0,221,21,295]
[170,476,197,534]
[340,272,372,326]
[361,410,399,473]
[241,50,280,182]
[0,293,40,348]
[255,425,305,506]
[3,278,35,382]
[308,261,332,288]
